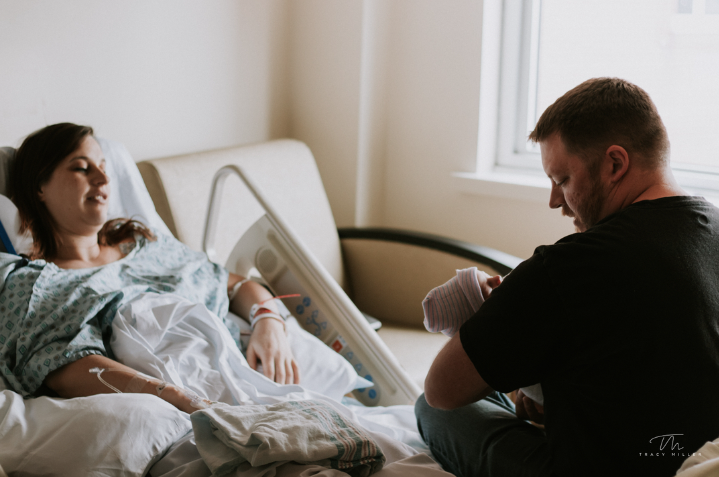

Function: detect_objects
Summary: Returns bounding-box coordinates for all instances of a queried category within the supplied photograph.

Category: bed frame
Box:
[137,139,522,398]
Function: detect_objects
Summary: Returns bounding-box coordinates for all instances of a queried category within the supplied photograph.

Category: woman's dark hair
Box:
[10,122,154,260]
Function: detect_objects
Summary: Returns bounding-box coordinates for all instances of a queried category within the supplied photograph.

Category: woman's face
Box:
[38,135,111,237]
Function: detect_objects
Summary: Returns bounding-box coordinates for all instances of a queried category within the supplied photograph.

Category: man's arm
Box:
[424,332,494,409]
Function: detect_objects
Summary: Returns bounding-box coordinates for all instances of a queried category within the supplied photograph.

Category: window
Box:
[476,0,719,195]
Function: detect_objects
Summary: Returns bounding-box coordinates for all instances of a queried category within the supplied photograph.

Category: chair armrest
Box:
[338,227,523,328]
[338,227,521,275]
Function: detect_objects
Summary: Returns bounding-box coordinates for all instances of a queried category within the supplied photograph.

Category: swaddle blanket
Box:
[422,267,544,405]
[191,400,385,477]
[422,267,485,337]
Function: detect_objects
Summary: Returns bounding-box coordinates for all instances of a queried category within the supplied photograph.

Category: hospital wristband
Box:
[252,314,286,331]
[249,304,286,331]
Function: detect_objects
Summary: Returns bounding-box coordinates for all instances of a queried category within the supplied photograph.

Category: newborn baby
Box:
[422,267,543,405]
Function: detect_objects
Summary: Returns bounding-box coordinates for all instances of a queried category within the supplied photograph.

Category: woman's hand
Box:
[226,273,301,384]
[246,318,300,385]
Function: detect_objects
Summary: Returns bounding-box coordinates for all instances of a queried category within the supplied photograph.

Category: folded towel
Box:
[191,400,385,477]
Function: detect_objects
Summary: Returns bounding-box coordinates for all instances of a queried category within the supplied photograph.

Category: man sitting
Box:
[415,77,719,477]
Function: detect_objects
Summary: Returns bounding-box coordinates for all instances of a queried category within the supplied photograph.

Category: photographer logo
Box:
[640,434,701,458]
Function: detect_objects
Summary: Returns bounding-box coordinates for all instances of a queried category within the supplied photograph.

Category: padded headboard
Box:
[137,139,348,291]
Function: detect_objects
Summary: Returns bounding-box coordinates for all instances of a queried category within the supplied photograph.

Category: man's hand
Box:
[246,318,300,385]
[514,388,545,424]
[477,271,503,300]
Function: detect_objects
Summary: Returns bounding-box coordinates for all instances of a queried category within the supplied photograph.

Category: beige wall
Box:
[286,0,575,258]
[285,0,363,229]
[0,0,574,259]
[0,0,289,160]
[382,1,575,259]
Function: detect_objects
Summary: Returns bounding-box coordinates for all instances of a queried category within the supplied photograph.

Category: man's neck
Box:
[630,168,686,204]
[610,166,686,212]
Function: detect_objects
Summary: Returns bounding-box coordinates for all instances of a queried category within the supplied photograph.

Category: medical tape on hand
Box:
[123,372,170,396]
[90,367,170,397]
[155,381,170,397]
[89,367,123,394]
[124,373,147,393]
[178,387,213,410]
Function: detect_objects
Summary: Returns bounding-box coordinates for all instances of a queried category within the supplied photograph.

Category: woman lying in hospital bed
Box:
[0,123,451,476]
[2,122,299,413]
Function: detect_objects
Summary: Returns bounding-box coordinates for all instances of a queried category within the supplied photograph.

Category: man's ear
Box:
[605,145,629,183]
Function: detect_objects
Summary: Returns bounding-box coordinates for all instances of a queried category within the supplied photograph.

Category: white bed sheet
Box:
[111,293,370,405]
[0,136,445,475]
[108,293,446,476]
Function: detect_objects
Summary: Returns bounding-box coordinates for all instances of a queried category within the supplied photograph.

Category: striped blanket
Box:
[191,400,385,477]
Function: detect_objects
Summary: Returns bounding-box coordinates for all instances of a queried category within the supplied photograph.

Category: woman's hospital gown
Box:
[0,231,230,396]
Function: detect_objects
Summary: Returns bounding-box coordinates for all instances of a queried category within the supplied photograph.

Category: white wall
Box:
[0,0,574,258]
[381,1,574,259]
[286,0,574,258]
[286,0,364,228]
[0,0,288,160]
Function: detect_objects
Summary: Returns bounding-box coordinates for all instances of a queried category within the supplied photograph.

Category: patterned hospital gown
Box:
[0,231,229,397]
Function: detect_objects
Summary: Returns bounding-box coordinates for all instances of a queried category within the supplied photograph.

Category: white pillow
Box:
[0,194,32,255]
[0,390,191,477]
[94,137,172,236]
[0,137,171,254]
[286,316,374,400]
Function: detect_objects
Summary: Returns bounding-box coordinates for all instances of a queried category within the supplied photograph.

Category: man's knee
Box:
[414,393,433,439]
[415,392,429,415]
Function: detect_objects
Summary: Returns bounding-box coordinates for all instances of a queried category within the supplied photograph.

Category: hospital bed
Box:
[0,138,520,476]
[137,139,521,393]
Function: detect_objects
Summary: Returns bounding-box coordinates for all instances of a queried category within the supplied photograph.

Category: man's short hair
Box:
[528,77,670,169]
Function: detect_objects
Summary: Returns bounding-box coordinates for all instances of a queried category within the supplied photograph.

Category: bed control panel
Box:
[224,215,421,406]
[293,302,380,404]
[204,165,420,407]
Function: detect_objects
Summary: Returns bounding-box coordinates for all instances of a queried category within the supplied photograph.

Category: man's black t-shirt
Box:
[460,196,719,477]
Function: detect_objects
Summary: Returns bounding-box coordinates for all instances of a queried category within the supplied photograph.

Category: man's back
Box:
[461,196,719,476]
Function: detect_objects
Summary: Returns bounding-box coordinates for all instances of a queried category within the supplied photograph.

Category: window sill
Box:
[450,170,549,204]
[452,170,719,208]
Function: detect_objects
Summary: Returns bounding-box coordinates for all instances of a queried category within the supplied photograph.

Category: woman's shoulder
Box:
[0,254,49,293]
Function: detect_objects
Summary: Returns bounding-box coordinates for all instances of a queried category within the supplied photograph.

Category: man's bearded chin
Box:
[565,183,606,233]
[561,207,584,232]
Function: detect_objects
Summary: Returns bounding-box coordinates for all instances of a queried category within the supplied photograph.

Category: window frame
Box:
[496,0,542,171]
[467,0,719,199]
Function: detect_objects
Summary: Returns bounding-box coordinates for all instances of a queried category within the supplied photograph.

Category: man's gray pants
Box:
[415,391,553,477]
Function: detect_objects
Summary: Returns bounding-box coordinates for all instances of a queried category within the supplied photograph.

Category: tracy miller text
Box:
[639,453,702,457]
